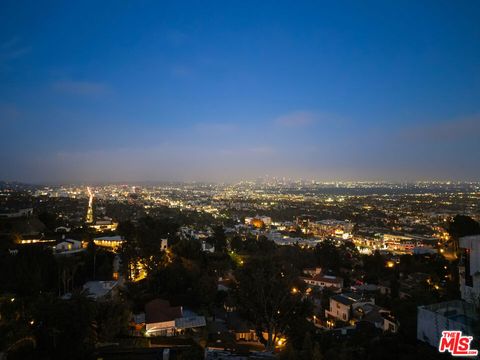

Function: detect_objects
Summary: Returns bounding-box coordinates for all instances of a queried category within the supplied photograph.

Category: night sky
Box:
[1,1,479,183]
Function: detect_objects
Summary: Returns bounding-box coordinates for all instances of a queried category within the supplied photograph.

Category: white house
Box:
[325,294,357,322]
[161,238,168,251]
[459,235,480,303]
[55,239,83,254]
[301,273,344,291]
[325,293,397,332]
[325,293,374,322]
[202,241,215,253]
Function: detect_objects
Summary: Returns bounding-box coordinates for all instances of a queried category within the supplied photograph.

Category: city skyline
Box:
[1,1,480,183]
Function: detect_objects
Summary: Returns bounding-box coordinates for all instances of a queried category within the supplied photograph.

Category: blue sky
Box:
[1,0,479,183]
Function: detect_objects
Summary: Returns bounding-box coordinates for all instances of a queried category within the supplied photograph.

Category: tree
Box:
[448,215,480,238]
[257,235,277,254]
[301,332,313,360]
[119,235,140,281]
[362,251,386,283]
[57,255,81,296]
[117,220,137,273]
[96,300,130,342]
[119,217,177,280]
[172,238,202,261]
[117,220,136,239]
[230,235,243,252]
[275,244,316,272]
[32,291,96,359]
[235,256,311,351]
[0,246,58,296]
[37,211,57,232]
[320,287,335,314]
[314,240,341,272]
[448,215,480,256]
[194,273,217,309]
[176,343,204,360]
[280,343,298,360]
[210,225,227,253]
[313,342,323,360]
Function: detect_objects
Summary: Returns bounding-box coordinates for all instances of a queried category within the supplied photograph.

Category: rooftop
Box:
[331,294,357,306]
[419,300,478,327]
[94,235,123,241]
[145,299,183,324]
[83,280,118,299]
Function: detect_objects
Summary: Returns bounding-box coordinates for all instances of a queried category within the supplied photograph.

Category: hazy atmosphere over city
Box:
[1,1,480,183]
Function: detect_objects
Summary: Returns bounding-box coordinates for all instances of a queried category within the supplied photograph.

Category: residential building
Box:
[89,217,118,232]
[303,267,322,277]
[145,299,206,336]
[83,280,120,301]
[161,238,168,251]
[417,300,478,348]
[354,303,398,333]
[325,293,398,332]
[55,239,83,254]
[301,272,344,291]
[0,208,33,218]
[459,235,480,303]
[310,220,354,238]
[94,235,125,250]
[325,293,374,323]
[325,294,358,322]
[145,299,182,336]
[202,241,215,253]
